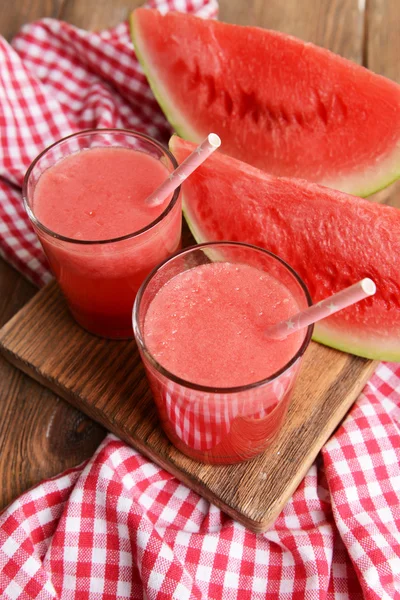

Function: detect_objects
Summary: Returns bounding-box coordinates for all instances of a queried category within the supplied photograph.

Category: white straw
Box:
[266,278,376,339]
[146,133,221,207]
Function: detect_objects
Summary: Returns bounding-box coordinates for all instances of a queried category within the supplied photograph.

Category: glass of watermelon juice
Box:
[23,129,182,339]
[133,242,313,465]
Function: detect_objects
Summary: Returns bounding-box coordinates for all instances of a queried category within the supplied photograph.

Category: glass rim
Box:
[133,241,314,394]
[22,128,181,246]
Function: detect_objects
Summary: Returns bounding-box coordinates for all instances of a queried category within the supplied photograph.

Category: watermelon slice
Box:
[170,136,400,362]
[131,9,400,198]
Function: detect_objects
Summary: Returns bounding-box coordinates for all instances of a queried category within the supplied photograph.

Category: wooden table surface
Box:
[1,0,399,512]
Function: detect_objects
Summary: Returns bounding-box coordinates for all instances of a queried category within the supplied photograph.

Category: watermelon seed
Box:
[205,74,217,105]
[223,90,233,115]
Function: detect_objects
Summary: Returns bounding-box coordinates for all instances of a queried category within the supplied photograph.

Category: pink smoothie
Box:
[32,146,181,338]
[144,262,304,387]
[141,260,306,463]
[34,147,172,240]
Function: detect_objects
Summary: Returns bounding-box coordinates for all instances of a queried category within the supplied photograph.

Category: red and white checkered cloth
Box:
[1,1,400,598]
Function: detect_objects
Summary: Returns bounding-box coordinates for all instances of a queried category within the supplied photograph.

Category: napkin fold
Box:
[0,1,400,598]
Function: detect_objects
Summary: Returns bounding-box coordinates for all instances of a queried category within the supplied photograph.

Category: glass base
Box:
[160,417,283,465]
[70,308,134,340]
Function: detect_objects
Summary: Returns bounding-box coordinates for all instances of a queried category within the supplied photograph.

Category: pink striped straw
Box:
[145,133,221,207]
[266,278,376,340]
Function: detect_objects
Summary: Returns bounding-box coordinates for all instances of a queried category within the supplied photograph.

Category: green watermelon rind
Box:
[312,325,400,362]
[320,160,400,199]
[131,11,400,199]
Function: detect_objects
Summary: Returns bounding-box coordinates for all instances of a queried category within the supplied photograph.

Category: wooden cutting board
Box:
[0,280,376,532]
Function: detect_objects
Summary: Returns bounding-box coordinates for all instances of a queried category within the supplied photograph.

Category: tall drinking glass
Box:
[23,129,182,339]
[133,242,313,465]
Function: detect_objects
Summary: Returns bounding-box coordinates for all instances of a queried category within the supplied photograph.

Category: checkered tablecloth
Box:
[1,1,400,598]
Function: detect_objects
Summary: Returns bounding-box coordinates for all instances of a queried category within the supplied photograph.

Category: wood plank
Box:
[59,0,143,31]
[219,0,364,61]
[0,258,105,510]
[365,0,400,80]
[364,0,400,209]
[0,282,376,531]
[0,0,65,41]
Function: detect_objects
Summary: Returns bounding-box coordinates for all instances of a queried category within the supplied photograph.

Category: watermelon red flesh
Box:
[170,136,400,362]
[131,9,400,198]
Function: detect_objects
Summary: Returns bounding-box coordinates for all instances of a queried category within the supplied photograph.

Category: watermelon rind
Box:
[312,324,400,362]
[318,159,400,200]
[169,135,400,363]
